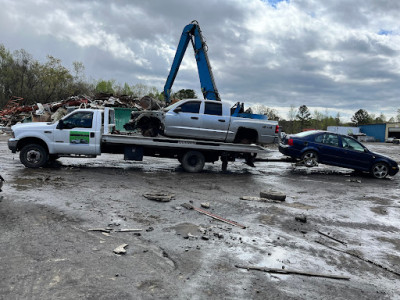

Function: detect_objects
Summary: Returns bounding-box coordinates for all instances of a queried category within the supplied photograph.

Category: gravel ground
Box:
[0,134,399,299]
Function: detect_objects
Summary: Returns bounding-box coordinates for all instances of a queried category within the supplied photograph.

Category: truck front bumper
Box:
[8,138,18,153]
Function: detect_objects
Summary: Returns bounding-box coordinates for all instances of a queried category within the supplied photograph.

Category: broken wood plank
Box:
[240,196,282,203]
[88,228,112,233]
[235,265,350,280]
[317,231,347,245]
[181,203,246,229]
[315,240,400,277]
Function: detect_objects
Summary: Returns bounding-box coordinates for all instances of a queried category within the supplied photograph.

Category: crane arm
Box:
[163,21,220,104]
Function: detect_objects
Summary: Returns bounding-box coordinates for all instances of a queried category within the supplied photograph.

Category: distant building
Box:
[358,123,400,142]
[327,126,360,135]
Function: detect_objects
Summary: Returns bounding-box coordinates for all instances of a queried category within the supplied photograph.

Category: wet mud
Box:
[0,135,399,299]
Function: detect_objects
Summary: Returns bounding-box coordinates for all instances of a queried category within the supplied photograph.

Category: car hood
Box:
[370,150,398,165]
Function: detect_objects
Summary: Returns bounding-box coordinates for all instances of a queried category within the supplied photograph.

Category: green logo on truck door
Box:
[70,131,90,145]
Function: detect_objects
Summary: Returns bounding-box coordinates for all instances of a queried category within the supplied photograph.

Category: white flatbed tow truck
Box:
[8,108,270,172]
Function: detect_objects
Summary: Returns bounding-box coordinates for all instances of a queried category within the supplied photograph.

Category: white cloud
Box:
[0,0,399,120]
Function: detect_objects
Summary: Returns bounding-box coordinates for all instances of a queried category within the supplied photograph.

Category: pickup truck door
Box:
[199,102,230,141]
[53,111,100,155]
[164,100,202,138]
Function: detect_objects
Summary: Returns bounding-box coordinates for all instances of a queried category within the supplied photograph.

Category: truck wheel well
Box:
[234,128,258,144]
[18,138,49,153]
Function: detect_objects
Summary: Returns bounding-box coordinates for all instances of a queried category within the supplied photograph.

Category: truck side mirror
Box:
[173,107,182,113]
[57,120,64,130]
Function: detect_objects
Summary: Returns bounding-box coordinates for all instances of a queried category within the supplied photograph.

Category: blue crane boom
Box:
[163,20,220,104]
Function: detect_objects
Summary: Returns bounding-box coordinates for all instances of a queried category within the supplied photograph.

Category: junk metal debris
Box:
[317,230,347,246]
[143,192,176,202]
[181,203,246,229]
[235,265,350,280]
[0,94,165,128]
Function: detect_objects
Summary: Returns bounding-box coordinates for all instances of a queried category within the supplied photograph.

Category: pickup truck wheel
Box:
[181,151,205,173]
[20,144,49,168]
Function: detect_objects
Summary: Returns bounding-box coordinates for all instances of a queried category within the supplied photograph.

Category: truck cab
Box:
[8,109,106,167]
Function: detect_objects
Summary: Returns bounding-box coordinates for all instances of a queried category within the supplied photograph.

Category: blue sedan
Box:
[279,130,399,179]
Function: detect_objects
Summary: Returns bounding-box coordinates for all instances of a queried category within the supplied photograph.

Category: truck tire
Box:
[20,144,49,168]
[181,151,205,173]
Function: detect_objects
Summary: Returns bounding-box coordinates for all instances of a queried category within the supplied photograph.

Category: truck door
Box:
[53,111,100,155]
[200,102,230,141]
[164,100,202,138]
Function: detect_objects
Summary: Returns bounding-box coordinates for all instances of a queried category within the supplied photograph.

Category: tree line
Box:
[1,44,399,133]
[0,44,196,108]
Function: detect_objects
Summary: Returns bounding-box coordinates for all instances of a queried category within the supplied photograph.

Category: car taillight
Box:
[288,138,294,146]
[275,125,279,134]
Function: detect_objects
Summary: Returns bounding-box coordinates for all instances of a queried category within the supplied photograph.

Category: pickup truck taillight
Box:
[275,125,279,134]
[288,138,294,146]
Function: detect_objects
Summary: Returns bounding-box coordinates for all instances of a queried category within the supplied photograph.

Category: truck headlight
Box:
[11,131,15,138]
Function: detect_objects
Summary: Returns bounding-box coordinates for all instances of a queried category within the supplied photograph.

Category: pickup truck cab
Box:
[132,99,279,145]
[8,109,104,168]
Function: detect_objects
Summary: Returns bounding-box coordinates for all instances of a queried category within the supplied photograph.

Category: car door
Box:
[314,133,344,165]
[340,136,373,170]
[164,100,202,138]
[199,102,230,141]
[53,111,99,155]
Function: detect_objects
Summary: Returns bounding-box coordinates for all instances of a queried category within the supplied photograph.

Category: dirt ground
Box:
[0,133,399,299]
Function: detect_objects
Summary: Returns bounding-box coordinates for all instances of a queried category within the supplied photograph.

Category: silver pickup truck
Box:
[129,99,279,145]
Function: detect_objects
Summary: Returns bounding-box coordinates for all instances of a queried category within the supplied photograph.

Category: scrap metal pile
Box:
[0,94,164,127]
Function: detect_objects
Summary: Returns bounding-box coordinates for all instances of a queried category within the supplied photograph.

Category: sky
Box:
[1,0,399,121]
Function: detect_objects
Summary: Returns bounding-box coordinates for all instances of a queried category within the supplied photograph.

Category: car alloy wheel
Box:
[301,151,318,167]
[371,163,389,179]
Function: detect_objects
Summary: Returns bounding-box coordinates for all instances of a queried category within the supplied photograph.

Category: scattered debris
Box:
[116,229,143,233]
[259,190,286,201]
[295,215,307,223]
[200,202,210,209]
[240,196,282,203]
[0,94,164,128]
[113,244,128,255]
[346,179,362,183]
[88,228,112,233]
[0,175,4,192]
[143,192,175,202]
[315,240,400,277]
[317,230,347,246]
[181,203,246,229]
[235,265,350,280]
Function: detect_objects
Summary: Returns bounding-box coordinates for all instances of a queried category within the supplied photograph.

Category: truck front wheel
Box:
[181,151,205,173]
[20,144,49,168]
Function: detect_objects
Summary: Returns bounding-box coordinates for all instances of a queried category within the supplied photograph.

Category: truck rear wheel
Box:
[20,144,49,168]
[181,151,205,173]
